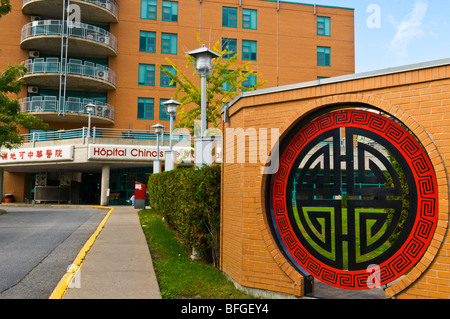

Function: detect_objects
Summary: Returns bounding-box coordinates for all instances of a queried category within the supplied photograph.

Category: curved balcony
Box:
[19,96,115,125]
[22,58,116,91]
[22,0,118,23]
[21,20,117,57]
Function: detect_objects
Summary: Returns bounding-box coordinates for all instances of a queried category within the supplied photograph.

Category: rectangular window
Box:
[317,16,331,36]
[317,46,331,66]
[223,7,237,28]
[161,33,177,54]
[141,0,157,20]
[160,65,176,87]
[138,64,155,86]
[242,40,257,61]
[139,31,156,53]
[222,38,237,59]
[242,9,257,29]
[137,98,154,120]
[242,72,257,90]
[162,1,178,22]
[159,99,174,121]
[222,70,236,92]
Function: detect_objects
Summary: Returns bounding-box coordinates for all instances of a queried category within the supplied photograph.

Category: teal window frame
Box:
[137,97,155,120]
[317,16,331,36]
[242,72,257,90]
[162,1,178,22]
[141,0,157,20]
[222,7,237,28]
[159,98,174,121]
[138,64,155,86]
[161,33,177,54]
[222,38,237,59]
[139,31,156,53]
[317,46,331,66]
[160,65,176,87]
[242,9,257,29]
[242,40,257,61]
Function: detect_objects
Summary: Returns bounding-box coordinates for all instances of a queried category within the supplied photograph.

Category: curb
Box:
[48,206,114,299]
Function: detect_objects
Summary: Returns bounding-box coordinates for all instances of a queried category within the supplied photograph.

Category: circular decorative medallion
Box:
[267,109,439,290]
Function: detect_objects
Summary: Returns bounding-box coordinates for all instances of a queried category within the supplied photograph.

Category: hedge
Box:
[147,165,221,266]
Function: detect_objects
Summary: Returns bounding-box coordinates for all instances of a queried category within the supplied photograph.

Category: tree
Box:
[158,38,266,133]
[0,0,47,149]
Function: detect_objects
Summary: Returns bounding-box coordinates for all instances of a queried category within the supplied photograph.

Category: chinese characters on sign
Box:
[0,145,74,163]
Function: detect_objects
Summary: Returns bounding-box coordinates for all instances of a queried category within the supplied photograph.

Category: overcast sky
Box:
[293,0,450,73]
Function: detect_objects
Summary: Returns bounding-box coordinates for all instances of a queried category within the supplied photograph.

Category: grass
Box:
[0,209,7,216]
[138,209,256,299]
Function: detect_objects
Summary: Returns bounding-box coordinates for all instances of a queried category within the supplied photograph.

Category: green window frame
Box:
[138,64,155,86]
[222,38,237,59]
[137,97,155,120]
[159,98,174,121]
[242,9,257,29]
[162,1,178,22]
[161,33,177,54]
[317,16,331,36]
[317,46,331,66]
[139,31,156,53]
[141,0,157,20]
[160,65,176,87]
[242,40,257,61]
[222,7,237,28]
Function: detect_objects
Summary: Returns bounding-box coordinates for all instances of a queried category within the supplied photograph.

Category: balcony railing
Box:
[19,96,115,121]
[21,127,192,145]
[21,20,117,53]
[22,0,119,19]
[22,58,115,87]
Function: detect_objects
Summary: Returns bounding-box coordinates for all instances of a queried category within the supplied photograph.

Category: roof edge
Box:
[226,57,450,111]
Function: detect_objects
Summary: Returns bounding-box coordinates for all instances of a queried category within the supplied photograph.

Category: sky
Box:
[291,0,450,73]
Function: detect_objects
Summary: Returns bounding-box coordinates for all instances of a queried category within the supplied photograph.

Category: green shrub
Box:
[148,165,221,266]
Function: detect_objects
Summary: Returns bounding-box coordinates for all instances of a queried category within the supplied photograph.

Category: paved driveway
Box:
[0,206,107,299]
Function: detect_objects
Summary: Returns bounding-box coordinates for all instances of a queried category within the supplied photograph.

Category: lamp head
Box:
[162,98,181,116]
[86,103,95,114]
[186,45,222,75]
[152,123,165,135]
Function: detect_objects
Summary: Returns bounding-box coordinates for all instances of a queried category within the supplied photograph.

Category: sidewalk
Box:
[62,206,161,299]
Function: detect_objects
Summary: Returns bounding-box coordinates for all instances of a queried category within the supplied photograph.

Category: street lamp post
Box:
[152,123,165,174]
[85,103,95,138]
[162,98,181,171]
[186,45,221,166]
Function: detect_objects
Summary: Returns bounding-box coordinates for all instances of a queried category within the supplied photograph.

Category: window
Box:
[139,31,156,53]
[223,7,237,28]
[242,73,257,90]
[138,64,155,86]
[222,71,236,92]
[242,9,257,29]
[160,65,176,87]
[137,98,154,120]
[242,40,257,61]
[222,38,237,59]
[317,16,331,36]
[317,46,331,66]
[159,99,174,121]
[161,33,177,54]
[162,1,178,22]
[141,0,157,20]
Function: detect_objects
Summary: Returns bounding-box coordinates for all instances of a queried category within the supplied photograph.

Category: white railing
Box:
[19,97,115,121]
[21,127,192,145]
[21,20,117,52]
[22,0,119,19]
[22,58,116,87]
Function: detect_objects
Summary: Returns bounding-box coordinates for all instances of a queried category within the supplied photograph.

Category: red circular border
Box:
[271,109,439,290]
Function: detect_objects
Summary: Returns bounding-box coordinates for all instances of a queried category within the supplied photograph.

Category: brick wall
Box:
[221,60,450,298]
